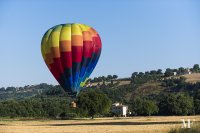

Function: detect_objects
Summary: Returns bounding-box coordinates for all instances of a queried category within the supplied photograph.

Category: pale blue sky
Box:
[0,0,199,87]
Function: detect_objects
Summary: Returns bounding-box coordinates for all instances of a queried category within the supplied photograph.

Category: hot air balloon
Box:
[41,23,102,98]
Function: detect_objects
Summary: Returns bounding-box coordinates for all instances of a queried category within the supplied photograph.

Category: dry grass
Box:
[117,80,131,86]
[168,124,200,133]
[0,116,199,133]
[91,80,131,86]
[183,73,200,83]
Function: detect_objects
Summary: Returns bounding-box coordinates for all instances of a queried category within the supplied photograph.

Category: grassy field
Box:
[183,73,200,83]
[0,116,199,133]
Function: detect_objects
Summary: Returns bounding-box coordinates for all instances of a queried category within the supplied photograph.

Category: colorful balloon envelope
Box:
[41,23,102,96]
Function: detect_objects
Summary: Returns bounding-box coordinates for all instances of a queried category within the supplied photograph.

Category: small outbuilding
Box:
[111,102,128,117]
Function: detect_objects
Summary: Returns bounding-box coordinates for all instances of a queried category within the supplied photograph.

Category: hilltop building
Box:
[185,68,192,75]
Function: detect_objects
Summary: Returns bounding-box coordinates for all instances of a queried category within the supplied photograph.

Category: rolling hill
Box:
[0,73,199,101]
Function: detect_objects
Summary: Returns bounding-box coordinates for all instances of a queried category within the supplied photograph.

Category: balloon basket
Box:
[71,101,77,108]
[67,92,77,108]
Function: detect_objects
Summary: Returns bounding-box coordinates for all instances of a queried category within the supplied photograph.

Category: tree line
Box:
[0,81,200,118]
[0,64,200,118]
[88,75,118,83]
[0,88,111,119]
[131,64,200,85]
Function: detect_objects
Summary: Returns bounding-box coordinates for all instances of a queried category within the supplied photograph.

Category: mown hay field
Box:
[0,116,199,133]
[184,73,200,83]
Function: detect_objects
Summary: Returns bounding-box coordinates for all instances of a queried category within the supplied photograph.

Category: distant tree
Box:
[6,87,16,92]
[131,97,143,115]
[164,68,174,77]
[159,94,177,115]
[77,89,111,119]
[131,97,158,116]
[18,87,24,91]
[156,69,163,75]
[194,90,200,114]
[145,71,150,75]
[112,75,118,79]
[102,76,106,81]
[194,99,200,114]
[176,94,194,115]
[150,70,157,75]
[159,93,194,115]
[0,87,5,92]
[107,75,113,81]
[45,86,66,96]
[138,72,144,77]
[102,81,106,86]
[143,100,159,116]
[131,72,138,78]
[0,102,6,116]
[97,77,103,82]
[192,64,200,73]
[46,100,62,117]
[93,77,98,82]
[177,67,187,75]
[4,100,22,117]
[111,80,114,85]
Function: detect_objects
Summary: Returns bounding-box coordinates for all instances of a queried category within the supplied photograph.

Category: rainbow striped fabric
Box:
[41,23,102,96]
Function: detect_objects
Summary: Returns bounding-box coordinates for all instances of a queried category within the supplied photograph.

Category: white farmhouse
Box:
[111,103,128,117]
[173,72,177,76]
[185,68,192,75]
